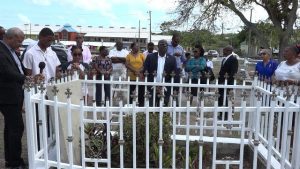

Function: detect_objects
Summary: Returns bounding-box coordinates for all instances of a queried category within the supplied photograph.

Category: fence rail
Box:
[23,73,300,169]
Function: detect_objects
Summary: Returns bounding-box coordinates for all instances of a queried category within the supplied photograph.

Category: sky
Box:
[0,0,268,34]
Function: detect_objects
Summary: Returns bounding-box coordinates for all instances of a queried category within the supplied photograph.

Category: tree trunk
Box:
[278,30,291,61]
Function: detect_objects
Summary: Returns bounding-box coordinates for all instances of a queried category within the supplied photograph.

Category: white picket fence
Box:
[23,73,300,169]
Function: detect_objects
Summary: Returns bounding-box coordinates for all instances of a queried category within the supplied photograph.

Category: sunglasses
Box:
[259,52,267,56]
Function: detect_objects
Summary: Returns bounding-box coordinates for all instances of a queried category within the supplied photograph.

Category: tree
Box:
[166,0,298,59]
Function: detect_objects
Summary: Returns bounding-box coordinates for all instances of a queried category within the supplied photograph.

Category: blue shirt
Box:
[167,42,185,69]
[255,60,278,79]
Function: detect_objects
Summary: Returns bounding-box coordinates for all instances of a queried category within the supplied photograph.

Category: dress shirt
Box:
[167,42,185,69]
[156,54,166,82]
[23,44,61,83]
[206,60,214,69]
[108,48,129,70]
[143,50,157,60]
[222,54,232,66]
[67,45,92,64]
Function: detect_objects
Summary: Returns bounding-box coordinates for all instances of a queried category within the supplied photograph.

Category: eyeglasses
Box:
[193,50,198,53]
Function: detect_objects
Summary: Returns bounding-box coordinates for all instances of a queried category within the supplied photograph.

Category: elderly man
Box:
[0,27,32,169]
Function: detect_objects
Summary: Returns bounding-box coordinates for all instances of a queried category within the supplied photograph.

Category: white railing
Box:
[23,73,300,169]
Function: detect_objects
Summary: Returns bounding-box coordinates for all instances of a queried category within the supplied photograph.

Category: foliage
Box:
[160,29,241,55]
[84,113,209,168]
[165,0,299,60]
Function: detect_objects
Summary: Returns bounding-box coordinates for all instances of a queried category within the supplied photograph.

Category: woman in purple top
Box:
[93,46,113,106]
[255,48,278,80]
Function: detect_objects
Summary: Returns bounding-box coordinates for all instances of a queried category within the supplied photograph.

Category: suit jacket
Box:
[143,52,177,83]
[218,54,238,85]
[0,42,26,104]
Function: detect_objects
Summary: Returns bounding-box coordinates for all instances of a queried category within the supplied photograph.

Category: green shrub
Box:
[84,112,207,168]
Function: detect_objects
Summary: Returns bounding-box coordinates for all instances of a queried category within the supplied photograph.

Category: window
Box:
[62,30,68,40]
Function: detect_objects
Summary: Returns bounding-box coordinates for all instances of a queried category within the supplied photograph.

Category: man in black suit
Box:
[0,27,42,169]
[218,46,238,120]
[144,39,177,106]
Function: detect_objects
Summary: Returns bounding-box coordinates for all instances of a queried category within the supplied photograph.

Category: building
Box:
[19,23,172,50]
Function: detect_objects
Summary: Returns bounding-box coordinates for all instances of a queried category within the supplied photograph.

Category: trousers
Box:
[0,102,24,167]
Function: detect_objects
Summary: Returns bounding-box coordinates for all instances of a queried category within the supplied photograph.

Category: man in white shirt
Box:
[109,41,129,80]
[67,34,92,64]
[143,42,157,60]
[23,27,61,83]
[206,55,214,69]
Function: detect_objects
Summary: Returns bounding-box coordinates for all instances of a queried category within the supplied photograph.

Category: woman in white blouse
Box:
[275,46,300,84]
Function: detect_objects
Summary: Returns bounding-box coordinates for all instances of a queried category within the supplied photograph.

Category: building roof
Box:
[20,24,62,35]
[56,24,77,33]
[18,24,172,45]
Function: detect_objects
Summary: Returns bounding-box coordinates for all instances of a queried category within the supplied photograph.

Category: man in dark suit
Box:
[0,27,31,169]
[144,39,177,106]
[218,45,238,120]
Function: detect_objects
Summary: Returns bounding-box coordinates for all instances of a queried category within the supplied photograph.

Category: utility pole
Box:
[138,20,141,48]
[148,11,152,42]
[30,23,32,39]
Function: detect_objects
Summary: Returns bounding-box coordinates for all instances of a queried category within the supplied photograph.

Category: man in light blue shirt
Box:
[167,33,186,70]
[167,33,185,90]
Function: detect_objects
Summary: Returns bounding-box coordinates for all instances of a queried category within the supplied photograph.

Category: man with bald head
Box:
[0,27,27,168]
[218,45,238,120]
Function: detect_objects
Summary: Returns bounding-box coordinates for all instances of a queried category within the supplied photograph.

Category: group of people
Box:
[1,24,299,169]
[0,26,239,168]
[255,46,300,84]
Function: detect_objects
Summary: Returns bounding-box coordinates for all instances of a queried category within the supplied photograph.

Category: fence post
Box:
[24,81,36,169]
